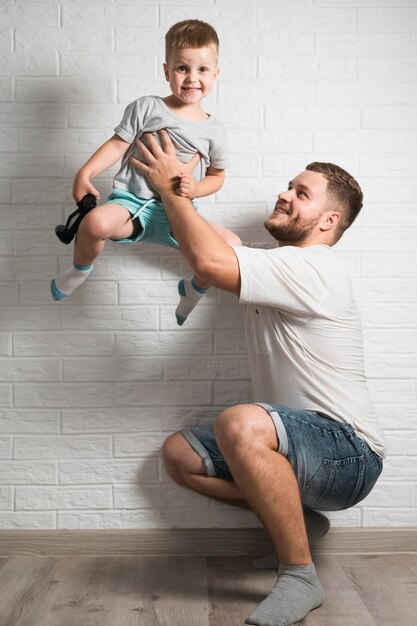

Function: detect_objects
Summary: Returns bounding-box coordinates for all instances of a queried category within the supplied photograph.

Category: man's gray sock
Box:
[245,563,324,626]
[253,509,330,570]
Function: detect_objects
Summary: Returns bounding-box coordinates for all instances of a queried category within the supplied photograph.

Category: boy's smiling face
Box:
[163,46,220,107]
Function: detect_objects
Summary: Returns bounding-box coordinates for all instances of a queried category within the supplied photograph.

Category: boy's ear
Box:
[214,66,220,80]
[163,63,169,81]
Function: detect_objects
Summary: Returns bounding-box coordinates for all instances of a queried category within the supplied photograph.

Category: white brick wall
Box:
[0,0,416,530]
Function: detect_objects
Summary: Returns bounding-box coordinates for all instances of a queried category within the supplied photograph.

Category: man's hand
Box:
[130,130,200,197]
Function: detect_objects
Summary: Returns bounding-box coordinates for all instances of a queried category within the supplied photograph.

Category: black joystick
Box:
[55,194,97,244]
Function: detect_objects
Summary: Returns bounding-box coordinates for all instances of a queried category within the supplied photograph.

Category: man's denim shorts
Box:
[181,403,383,511]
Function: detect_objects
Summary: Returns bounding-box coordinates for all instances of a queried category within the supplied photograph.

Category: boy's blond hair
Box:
[165,19,219,62]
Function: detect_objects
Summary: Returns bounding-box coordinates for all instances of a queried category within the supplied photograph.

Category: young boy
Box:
[51,19,240,325]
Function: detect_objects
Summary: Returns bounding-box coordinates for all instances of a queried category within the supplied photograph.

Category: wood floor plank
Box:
[299,554,378,626]
[0,556,209,626]
[341,555,417,626]
[207,556,276,625]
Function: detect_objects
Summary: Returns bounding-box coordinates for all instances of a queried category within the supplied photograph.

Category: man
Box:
[131,131,386,626]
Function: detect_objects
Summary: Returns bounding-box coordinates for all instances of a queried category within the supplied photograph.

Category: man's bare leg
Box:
[162,405,325,625]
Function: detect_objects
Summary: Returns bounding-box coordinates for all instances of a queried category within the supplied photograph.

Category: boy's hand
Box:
[131,130,200,197]
[72,171,100,203]
[177,174,197,199]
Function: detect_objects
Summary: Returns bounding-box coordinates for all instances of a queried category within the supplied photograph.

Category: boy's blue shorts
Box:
[181,403,383,512]
[108,189,197,249]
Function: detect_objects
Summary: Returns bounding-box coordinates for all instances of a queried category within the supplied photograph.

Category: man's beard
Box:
[264,212,321,245]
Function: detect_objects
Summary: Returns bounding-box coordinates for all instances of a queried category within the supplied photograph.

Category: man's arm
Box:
[131,130,241,296]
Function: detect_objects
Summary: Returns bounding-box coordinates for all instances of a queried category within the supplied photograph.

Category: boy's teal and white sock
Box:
[175,278,207,325]
[51,261,93,300]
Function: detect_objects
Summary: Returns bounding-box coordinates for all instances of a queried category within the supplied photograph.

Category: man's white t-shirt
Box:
[233,243,386,458]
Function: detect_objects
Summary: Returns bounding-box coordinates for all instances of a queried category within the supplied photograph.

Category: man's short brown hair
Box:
[165,19,219,62]
[306,162,363,241]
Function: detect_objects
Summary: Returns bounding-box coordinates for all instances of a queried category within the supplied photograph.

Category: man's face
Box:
[264,170,329,245]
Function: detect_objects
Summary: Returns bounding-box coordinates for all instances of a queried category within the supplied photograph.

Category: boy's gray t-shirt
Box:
[113,95,229,200]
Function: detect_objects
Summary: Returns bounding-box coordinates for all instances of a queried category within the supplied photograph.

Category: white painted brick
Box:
[63,4,157,28]
[15,232,71,256]
[265,104,359,129]
[0,206,59,230]
[358,8,417,32]
[164,356,250,381]
[369,379,416,404]
[118,78,167,104]
[13,435,112,460]
[160,303,245,331]
[62,407,162,434]
[114,434,164,457]
[14,383,115,409]
[19,129,110,154]
[363,510,417,526]
[0,154,64,178]
[0,487,12,510]
[366,356,417,380]
[13,331,114,357]
[115,382,212,407]
[115,331,213,357]
[0,29,11,52]
[325,509,362,528]
[363,105,417,130]
[61,306,158,331]
[113,483,208,510]
[0,234,13,256]
[58,509,159,529]
[0,4,59,28]
[0,409,59,434]
[317,82,411,105]
[0,129,17,151]
[261,57,356,82]
[16,77,114,103]
[0,385,11,408]
[0,436,12,459]
[0,461,56,485]
[62,53,156,78]
[63,356,163,382]
[0,180,12,203]
[0,257,57,281]
[0,78,12,102]
[375,404,417,431]
[0,103,65,128]
[363,330,417,355]
[0,334,11,356]
[114,28,164,53]
[214,329,247,355]
[1,53,57,77]
[221,31,314,56]
[361,253,417,278]
[22,281,118,306]
[16,486,112,510]
[361,304,417,328]
[219,80,315,106]
[259,6,355,31]
[0,358,60,382]
[159,506,259,529]
[68,103,127,129]
[0,512,55,529]
[381,456,417,481]
[15,28,112,53]
[91,256,160,280]
[360,153,417,177]
[362,203,417,227]
[353,278,417,304]
[119,280,180,305]
[161,6,255,30]
[214,381,252,406]
[0,307,60,331]
[316,32,412,57]
[59,458,158,485]
[406,432,417,456]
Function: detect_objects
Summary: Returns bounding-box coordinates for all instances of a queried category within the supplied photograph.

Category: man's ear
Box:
[163,63,169,81]
[320,211,340,232]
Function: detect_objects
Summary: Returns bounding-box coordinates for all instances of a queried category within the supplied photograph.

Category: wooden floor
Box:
[0,553,416,626]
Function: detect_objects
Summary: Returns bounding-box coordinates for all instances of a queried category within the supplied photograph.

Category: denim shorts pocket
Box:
[302,454,365,511]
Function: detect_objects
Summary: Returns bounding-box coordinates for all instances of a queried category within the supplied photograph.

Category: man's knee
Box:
[161,431,206,486]
[214,404,278,455]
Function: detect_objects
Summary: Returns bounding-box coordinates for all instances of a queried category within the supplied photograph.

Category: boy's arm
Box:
[177,166,224,199]
[73,134,130,201]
